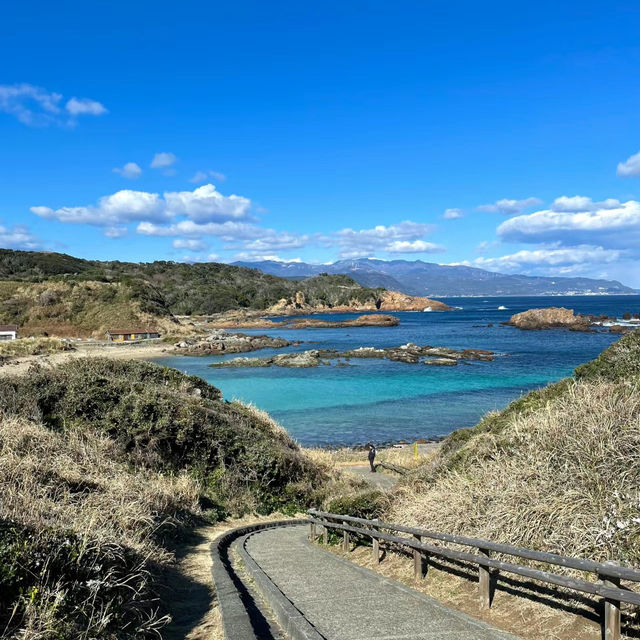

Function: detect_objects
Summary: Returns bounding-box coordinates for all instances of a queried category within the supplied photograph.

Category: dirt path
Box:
[342,464,399,490]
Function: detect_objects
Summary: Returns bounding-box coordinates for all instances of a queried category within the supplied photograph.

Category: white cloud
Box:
[65,97,107,116]
[232,253,302,263]
[172,238,208,251]
[190,170,227,183]
[551,195,621,212]
[328,221,443,258]
[104,226,128,238]
[0,83,106,126]
[31,184,252,236]
[443,208,463,219]
[387,240,445,253]
[497,199,640,249]
[164,184,250,222]
[0,224,40,250]
[113,162,142,179]
[472,246,622,273]
[617,151,640,177]
[150,152,177,169]
[478,197,542,215]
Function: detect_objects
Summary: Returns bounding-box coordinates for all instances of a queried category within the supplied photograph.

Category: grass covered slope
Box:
[0,358,327,638]
[0,250,385,336]
[389,330,640,564]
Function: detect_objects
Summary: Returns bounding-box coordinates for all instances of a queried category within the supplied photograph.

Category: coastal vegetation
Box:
[0,249,386,336]
[0,358,349,639]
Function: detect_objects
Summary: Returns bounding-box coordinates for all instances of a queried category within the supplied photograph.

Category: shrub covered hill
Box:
[0,357,339,638]
[0,248,384,336]
[377,330,640,566]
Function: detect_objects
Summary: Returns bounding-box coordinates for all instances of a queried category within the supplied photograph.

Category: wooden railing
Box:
[307,508,640,640]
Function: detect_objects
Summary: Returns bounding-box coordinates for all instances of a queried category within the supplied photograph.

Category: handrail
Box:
[307,508,640,640]
[308,508,640,582]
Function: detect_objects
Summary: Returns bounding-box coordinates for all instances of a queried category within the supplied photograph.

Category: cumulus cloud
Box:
[0,83,106,126]
[327,221,444,258]
[617,151,640,177]
[113,162,142,179]
[190,170,227,183]
[104,226,128,238]
[232,253,303,263]
[172,238,207,251]
[164,184,250,222]
[478,197,542,215]
[497,199,640,249]
[31,184,252,236]
[551,195,621,212]
[443,208,463,219]
[0,224,41,250]
[150,152,177,169]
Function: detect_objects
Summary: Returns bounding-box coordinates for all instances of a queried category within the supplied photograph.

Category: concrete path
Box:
[342,465,398,490]
[244,525,520,640]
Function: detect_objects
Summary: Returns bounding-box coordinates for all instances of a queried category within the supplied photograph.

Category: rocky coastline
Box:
[505,307,640,333]
[172,330,300,356]
[205,313,400,330]
[209,343,496,369]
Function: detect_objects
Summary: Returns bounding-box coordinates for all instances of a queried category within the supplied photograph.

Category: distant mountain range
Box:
[232,258,636,297]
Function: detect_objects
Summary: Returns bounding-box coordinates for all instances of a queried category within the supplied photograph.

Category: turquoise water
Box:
[158,295,640,446]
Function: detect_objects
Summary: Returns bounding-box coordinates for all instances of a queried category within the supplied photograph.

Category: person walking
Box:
[368,443,377,473]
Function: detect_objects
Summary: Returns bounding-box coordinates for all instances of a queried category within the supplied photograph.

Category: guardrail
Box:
[308,508,640,640]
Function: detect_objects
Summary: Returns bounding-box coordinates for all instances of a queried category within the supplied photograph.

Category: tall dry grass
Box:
[0,416,202,638]
[390,379,640,564]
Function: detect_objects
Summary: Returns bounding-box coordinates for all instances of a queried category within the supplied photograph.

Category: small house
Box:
[105,329,160,342]
[0,325,18,341]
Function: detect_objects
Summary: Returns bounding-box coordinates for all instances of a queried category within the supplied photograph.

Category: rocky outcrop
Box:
[288,314,399,328]
[211,343,495,368]
[506,307,593,331]
[265,290,451,314]
[211,350,324,368]
[206,314,400,330]
[174,330,298,355]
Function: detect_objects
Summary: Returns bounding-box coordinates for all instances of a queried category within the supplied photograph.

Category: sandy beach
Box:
[0,341,172,378]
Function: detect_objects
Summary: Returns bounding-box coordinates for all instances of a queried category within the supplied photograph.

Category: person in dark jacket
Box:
[368,443,377,472]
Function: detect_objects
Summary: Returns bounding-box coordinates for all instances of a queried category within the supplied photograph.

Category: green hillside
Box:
[0,249,384,335]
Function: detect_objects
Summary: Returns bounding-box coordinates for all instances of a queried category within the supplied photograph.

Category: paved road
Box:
[244,525,520,640]
[343,465,398,490]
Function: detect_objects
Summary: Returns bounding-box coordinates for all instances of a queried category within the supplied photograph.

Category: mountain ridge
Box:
[231,258,635,297]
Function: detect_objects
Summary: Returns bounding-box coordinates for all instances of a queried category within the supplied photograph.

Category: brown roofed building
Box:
[105,329,160,342]
[0,325,18,341]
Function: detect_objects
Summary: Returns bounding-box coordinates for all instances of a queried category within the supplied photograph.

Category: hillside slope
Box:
[387,330,640,564]
[0,358,331,638]
[0,250,384,335]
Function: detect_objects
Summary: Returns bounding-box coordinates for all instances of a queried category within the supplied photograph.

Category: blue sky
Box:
[2,0,640,285]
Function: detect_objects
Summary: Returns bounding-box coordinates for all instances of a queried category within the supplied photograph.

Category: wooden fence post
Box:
[343,521,350,552]
[309,521,315,541]
[322,521,328,545]
[601,564,621,640]
[413,534,422,580]
[372,523,380,564]
[478,548,491,609]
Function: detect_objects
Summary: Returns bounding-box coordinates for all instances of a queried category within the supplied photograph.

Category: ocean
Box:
[157,295,640,447]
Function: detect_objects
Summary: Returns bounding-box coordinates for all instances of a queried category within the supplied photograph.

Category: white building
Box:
[0,325,18,341]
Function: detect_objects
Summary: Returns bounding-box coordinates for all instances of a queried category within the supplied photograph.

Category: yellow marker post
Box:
[414,441,418,461]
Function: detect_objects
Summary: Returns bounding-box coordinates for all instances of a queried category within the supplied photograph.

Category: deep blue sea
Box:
[157,295,640,447]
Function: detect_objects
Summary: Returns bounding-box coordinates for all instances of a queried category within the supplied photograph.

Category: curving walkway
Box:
[243,524,520,640]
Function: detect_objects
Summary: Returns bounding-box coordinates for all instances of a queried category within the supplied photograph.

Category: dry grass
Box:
[0,416,203,638]
[390,379,640,564]
[0,337,74,360]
